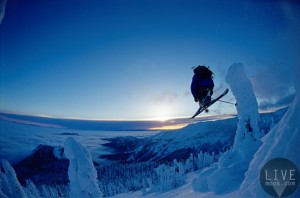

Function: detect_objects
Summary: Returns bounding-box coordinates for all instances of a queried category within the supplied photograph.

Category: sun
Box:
[156,115,170,122]
[152,104,173,121]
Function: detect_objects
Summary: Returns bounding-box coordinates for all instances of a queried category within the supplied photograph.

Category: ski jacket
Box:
[191,75,214,100]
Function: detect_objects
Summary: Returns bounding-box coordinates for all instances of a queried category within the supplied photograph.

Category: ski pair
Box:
[190,88,229,119]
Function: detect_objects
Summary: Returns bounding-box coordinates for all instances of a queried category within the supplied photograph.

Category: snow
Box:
[0,118,158,164]
[112,170,239,198]
[53,146,65,159]
[239,66,300,197]
[0,61,298,197]
[64,137,103,197]
[192,63,262,195]
[207,161,248,194]
[223,62,261,163]
[0,159,26,198]
[108,62,299,197]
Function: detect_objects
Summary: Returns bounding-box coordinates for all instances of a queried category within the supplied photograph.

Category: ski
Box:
[190,88,229,119]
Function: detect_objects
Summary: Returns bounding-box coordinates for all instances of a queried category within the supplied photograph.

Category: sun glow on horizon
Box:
[149,123,188,130]
[150,103,176,121]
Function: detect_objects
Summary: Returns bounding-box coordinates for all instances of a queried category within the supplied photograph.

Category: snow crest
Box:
[64,137,103,198]
[239,61,300,197]
[193,63,261,195]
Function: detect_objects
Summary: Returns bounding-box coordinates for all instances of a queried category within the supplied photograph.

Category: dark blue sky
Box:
[0,0,299,120]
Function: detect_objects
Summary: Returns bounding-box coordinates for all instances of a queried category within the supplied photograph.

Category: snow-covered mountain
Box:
[0,108,285,197]
[0,62,298,197]
[101,109,284,164]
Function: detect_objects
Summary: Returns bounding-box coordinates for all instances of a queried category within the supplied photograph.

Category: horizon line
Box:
[0,110,235,122]
[0,106,287,123]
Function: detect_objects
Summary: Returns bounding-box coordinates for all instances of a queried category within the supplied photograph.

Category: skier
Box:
[191,65,214,107]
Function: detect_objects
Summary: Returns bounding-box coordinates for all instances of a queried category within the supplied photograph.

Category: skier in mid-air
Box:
[191,65,214,107]
[190,65,230,118]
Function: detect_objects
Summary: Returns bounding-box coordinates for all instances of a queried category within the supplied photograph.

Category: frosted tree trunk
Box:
[219,63,261,166]
[64,137,103,198]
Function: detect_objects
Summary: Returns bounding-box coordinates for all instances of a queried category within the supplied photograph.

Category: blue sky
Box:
[0,0,299,120]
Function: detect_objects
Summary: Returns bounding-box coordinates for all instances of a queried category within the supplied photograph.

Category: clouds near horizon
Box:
[152,90,178,104]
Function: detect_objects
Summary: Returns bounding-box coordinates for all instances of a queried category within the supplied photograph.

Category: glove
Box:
[194,98,198,102]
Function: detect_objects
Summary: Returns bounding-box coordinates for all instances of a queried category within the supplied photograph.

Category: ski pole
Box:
[218,99,237,106]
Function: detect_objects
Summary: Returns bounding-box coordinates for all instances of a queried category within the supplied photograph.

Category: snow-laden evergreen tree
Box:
[146,177,155,192]
[197,151,204,169]
[41,185,51,198]
[155,164,172,191]
[64,137,103,198]
[24,180,40,198]
[193,63,262,194]
[185,153,194,172]
[270,116,275,130]
[204,152,214,167]
[154,159,185,192]
[0,159,27,198]
[172,159,185,188]
[219,62,261,166]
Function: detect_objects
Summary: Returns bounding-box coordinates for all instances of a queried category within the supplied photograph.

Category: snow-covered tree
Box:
[219,62,261,166]
[172,159,185,188]
[193,63,263,194]
[154,159,185,192]
[24,180,40,198]
[197,151,204,169]
[64,137,103,198]
[185,153,194,172]
[0,159,27,198]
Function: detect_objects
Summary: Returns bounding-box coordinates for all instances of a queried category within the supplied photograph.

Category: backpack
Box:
[193,65,213,79]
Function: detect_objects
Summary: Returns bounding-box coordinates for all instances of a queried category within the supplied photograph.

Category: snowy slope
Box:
[239,63,300,196]
[0,60,297,197]
[127,118,237,162]
[102,110,286,164]
[240,82,300,197]
[112,171,239,198]
[112,62,299,198]
[0,104,293,197]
